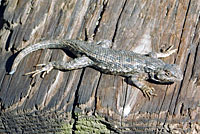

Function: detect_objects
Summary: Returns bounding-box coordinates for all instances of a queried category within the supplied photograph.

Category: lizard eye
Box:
[165,71,171,76]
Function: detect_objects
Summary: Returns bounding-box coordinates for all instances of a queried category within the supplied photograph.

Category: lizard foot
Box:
[141,85,157,100]
[164,45,177,55]
[24,63,53,78]
[156,45,177,58]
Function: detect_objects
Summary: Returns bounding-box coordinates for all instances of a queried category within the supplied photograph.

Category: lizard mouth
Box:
[155,74,183,83]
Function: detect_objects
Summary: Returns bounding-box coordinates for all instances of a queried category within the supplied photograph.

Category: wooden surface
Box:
[0,0,199,133]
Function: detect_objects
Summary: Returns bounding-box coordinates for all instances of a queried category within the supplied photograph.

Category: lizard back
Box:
[75,42,166,75]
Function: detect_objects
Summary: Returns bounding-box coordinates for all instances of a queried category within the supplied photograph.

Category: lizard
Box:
[9,39,183,99]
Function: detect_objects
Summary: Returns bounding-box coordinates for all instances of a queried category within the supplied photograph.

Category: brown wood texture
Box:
[0,0,200,133]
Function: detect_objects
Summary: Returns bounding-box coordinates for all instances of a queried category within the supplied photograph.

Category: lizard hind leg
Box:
[25,56,94,78]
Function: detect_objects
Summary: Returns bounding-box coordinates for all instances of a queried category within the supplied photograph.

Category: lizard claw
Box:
[165,45,177,55]
[166,45,175,51]
[24,63,53,78]
[34,63,46,67]
[156,45,177,58]
[141,85,157,100]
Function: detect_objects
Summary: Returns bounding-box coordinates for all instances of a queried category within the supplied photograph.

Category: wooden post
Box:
[0,0,199,133]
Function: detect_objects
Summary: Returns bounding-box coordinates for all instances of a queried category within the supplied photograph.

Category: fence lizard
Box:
[9,39,183,99]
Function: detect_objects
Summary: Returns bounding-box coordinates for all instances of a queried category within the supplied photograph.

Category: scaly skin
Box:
[9,39,183,99]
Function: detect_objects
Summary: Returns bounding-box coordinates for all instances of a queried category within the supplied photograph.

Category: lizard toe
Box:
[141,86,157,100]
[24,64,53,78]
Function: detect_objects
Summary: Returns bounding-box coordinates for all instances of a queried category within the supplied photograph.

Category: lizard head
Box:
[152,64,183,83]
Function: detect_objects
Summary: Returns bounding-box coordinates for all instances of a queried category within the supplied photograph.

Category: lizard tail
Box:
[9,40,74,74]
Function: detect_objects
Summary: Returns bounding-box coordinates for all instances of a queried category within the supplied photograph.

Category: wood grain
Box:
[0,0,199,133]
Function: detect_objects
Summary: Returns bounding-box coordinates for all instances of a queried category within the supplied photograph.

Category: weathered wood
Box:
[0,0,199,133]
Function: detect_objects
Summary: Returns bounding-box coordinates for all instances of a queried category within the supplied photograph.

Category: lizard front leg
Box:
[147,45,177,58]
[25,56,94,77]
[128,74,157,99]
